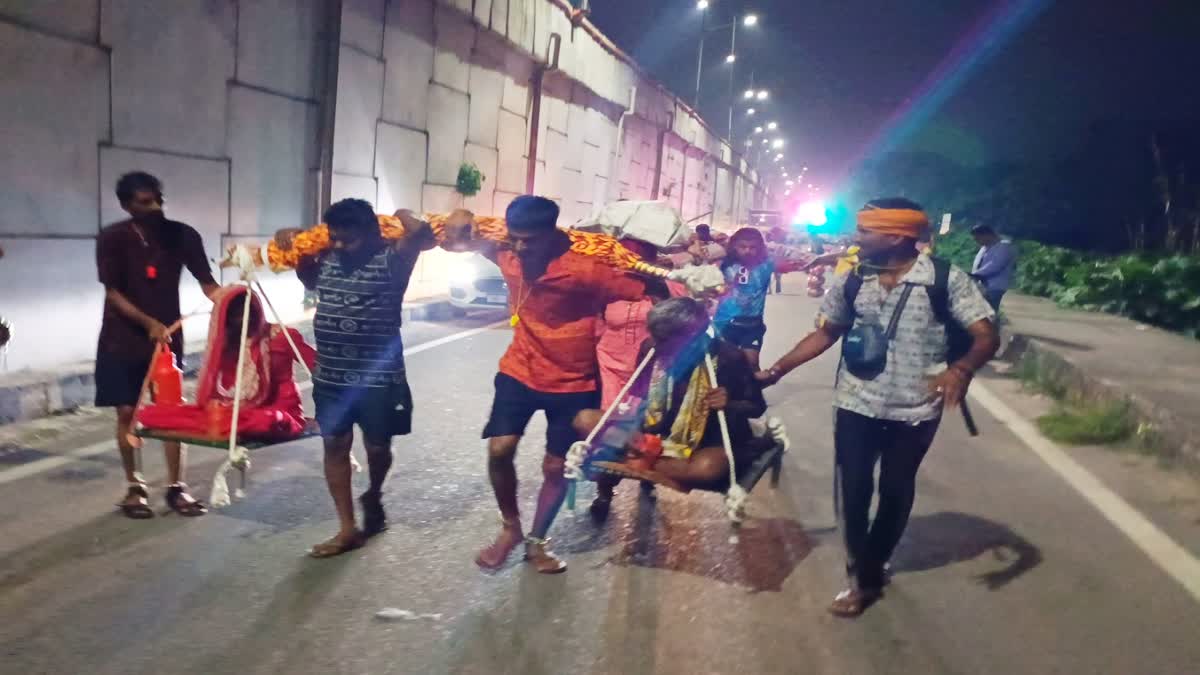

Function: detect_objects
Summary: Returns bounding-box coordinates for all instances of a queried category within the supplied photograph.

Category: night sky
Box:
[588,0,1200,187]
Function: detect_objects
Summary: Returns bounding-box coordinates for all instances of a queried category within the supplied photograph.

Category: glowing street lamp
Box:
[746,108,756,115]
[744,89,755,99]
[754,126,763,134]
[696,0,709,9]
[756,90,769,101]
[725,53,736,64]
[767,121,778,130]
[743,13,759,27]
[772,138,785,149]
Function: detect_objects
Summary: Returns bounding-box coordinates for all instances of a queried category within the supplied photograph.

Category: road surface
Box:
[1,283,1198,674]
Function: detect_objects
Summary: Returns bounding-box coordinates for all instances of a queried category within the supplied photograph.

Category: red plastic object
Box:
[149,343,183,405]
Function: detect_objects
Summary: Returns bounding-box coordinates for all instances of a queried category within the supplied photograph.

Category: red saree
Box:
[135,286,317,441]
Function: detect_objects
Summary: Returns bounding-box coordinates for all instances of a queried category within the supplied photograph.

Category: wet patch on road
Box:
[44,463,109,483]
[0,444,51,465]
[560,487,815,592]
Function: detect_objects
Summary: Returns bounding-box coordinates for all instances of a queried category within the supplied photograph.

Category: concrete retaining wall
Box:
[1005,334,1200,468]
[1,0,765,376]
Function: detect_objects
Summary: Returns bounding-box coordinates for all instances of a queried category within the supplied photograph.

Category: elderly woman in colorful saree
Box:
[135,285,316,441]
[575,296,770,520]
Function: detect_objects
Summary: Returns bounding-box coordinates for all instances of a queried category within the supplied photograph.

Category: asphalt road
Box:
[1,282,1198,675]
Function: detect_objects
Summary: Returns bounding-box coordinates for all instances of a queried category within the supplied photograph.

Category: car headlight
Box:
[448,260,478,287]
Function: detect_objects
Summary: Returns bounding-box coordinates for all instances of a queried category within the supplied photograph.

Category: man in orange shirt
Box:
[444,196,661,573]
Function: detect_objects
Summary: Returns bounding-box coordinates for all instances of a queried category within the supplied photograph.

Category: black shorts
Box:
[720,318,767,351]
[482,373,599,457]
[312,379,414,444]
[94,348,180,408]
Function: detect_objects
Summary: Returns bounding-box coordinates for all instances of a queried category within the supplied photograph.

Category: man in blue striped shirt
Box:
[970,225,1018,311]
[278,199,434,558]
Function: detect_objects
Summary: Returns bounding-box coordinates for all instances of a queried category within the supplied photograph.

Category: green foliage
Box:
[1015,356,1069,400]
[931,230,977,270]
[935,230,1200,338]
[455,162,485,197]
[1037,401,1136,446]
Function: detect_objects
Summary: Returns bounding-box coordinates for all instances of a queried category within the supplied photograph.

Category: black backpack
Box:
[843,257,972,365]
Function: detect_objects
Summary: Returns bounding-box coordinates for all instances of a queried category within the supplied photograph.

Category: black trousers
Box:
[833,408,940,590]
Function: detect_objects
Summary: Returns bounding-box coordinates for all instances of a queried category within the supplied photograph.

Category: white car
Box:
[447,254,509,310]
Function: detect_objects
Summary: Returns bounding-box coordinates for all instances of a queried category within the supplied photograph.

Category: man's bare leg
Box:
[477,435,524,569]
[163,440,184,484]
[655,447,729,489]
[311,431,364,557]
[530,455,568,536]
[161,438,205,514]
[115,405,150,515]
[526,453,568,573]
[360,438,393,536]
[116,405,140,483]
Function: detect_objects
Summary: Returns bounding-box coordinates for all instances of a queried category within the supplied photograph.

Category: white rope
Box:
[702,326,747,530]
[253,279,311,378]
[564,347,657,481]
[235,246,360,472]
[210,279,255,507]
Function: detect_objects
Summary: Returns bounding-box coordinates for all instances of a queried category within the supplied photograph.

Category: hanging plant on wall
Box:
[456,162,485,198]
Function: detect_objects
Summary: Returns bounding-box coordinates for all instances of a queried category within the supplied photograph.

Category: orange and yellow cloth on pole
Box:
[243,213,671,279]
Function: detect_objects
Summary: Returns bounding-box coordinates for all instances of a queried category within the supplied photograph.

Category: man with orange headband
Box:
[757,197,998,618]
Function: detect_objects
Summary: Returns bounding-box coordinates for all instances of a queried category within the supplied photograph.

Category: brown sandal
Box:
[309,531,367,558]
[827,588,881,618]
[118,484,155,519]
[524,536,567,574]
[165,483,208,517]
[476,519,524,570]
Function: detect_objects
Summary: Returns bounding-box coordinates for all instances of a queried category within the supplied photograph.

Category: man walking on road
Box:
[96,171,220,519]
[757,198,999,617]
[970,224,1018,311]
[443,196,663,573]
[276,199,435,558]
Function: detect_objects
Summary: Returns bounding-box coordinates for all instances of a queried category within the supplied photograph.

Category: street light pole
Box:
[693,8,706,108]
[727,20,737,140]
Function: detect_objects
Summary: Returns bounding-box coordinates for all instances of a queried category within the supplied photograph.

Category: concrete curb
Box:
[1005,334,1199,468]
[0,297,456,424]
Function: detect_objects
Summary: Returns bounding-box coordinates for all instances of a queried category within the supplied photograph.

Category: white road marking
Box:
[0,320,508,486]
[969,381,1200,603]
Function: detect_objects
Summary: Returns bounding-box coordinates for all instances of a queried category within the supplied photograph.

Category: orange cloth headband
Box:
[856,207,929,239]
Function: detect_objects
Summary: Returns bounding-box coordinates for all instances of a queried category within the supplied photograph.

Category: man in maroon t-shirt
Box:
[96,172,219,519]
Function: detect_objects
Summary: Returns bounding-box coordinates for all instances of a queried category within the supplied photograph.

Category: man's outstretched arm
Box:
[392,209,436,253]
[756,322,847,385]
